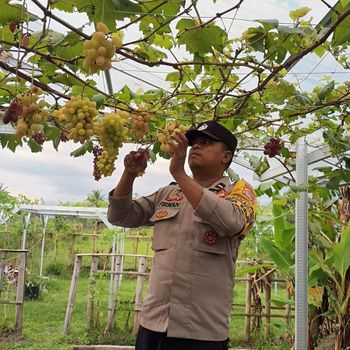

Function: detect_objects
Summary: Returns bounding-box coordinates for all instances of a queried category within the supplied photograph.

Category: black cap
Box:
[185,121,237,153]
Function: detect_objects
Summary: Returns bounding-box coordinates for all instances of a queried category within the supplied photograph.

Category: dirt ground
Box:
[0,327,20,343]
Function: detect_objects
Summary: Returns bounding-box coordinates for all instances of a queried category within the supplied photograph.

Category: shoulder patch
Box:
[226,179,257,235]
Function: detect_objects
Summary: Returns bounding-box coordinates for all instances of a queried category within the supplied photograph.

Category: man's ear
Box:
[223,151,232,164]
[224,151,232,163]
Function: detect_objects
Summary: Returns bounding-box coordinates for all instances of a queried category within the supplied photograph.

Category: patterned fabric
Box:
[226,179,257,236]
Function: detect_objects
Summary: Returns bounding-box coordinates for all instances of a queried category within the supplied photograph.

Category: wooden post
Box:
[133,256,146,335]
[264,280,271,338]
[0,260,5,289]
[244,275,252,341]
[107,239,117,322]
[63,255,82,335]
[87,255,99,330]
[135,237,139,267]
[14,251,26,336]
[104,255,122,333]
[133,237,137,270]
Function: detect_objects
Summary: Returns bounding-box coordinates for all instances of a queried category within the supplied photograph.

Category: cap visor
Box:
[185,130,221,145]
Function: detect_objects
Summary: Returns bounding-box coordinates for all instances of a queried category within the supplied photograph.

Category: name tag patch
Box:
[159,193,183,208]
[159,201,181,208]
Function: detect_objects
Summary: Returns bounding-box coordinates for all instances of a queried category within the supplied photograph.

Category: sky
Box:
[0,0,345,204]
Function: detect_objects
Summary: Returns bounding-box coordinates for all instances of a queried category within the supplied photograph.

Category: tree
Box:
[86,189,107,207]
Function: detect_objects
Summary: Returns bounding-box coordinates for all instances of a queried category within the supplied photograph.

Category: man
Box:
[108,121,256,350]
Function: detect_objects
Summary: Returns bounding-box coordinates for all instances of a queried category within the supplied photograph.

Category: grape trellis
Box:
[0,0,349,180]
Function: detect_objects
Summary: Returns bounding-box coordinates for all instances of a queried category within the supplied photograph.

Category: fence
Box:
[63,253,294,340]
[0,249,28,336]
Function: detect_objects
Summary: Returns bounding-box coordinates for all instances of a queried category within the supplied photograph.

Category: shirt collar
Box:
[208,176,231,192]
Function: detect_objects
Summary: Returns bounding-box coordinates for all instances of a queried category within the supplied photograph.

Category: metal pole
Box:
[39,215,49,277]
[295,138,308,350]
[22,213,31,250]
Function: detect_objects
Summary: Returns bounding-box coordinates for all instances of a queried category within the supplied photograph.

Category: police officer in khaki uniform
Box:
[108,121,257,350]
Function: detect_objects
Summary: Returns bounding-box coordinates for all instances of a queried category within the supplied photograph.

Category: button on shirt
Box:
[108,176,256,341]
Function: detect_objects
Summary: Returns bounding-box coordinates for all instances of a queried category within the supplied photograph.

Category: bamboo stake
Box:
[133,256,146,335]
[63,255,82,335]
[244,275,252,341]
[0,261,5,290]
[87,255,99,330]
[104,255,122,333]
[232,312,294,318]
[14,252,26,336]
[264,280,271,338]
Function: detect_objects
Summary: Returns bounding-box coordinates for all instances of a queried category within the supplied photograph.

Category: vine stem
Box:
[274,156,296,183]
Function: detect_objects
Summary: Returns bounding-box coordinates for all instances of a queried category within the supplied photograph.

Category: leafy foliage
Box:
[0,1,348,181]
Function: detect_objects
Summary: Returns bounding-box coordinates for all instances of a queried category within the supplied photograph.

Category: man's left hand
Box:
[168,132,188,178]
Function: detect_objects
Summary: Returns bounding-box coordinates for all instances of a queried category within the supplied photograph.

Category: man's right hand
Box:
[124,149,149,176]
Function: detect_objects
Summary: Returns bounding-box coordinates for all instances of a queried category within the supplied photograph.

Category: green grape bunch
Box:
[93,110,129,178]
[93,145,116,180]
[130,113,151,140]
[5,86,49,138]
[83,22,123,74]
[55,96,98,144]
[157,121,187,153]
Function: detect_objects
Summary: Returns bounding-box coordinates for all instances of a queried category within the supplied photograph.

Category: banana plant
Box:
[309,221,350,350]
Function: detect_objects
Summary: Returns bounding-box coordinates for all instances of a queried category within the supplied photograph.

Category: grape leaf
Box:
[242,27,266,52]
[277,26,304,35]
[153,33,174,49]
[289,7,311,21]
[27,139,43,153]
[91,94,106,108]
[177,20,227,54]
[226,168,240,182]
[295,93,313,105]
[53,73,85,86]
[140,0,184,16]
[43,125,61,151]
[317,81,335,101]
[255,19,279,31]
[0,0,26,25]
[70,140,93,157]
[332,13,350,45]
[52,31,84,60]
[0,134,17,150]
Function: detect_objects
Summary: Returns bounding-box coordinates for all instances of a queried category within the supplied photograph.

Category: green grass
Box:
[1,231,292,349]
[0,274,291,350]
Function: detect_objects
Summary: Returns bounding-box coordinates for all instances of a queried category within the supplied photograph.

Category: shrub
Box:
[46,262,65,276]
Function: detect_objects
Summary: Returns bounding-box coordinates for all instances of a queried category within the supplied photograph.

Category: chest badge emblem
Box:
[204,231,219,245]
[156,210,168,218]
[165,194,183,201]
[217,189,228,198]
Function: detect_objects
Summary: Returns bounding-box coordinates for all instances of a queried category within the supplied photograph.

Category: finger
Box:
[170,134,182,143]
[167,140,176,154]
[177,132,188,143]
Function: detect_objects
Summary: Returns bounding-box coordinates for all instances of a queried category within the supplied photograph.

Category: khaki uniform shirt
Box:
[108,176,256,341]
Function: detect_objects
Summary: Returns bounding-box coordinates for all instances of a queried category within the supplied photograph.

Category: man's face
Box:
[188,135,231,171]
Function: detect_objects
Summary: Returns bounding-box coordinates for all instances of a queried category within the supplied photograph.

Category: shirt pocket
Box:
[149,208,179,251]
[193,216,227,255]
